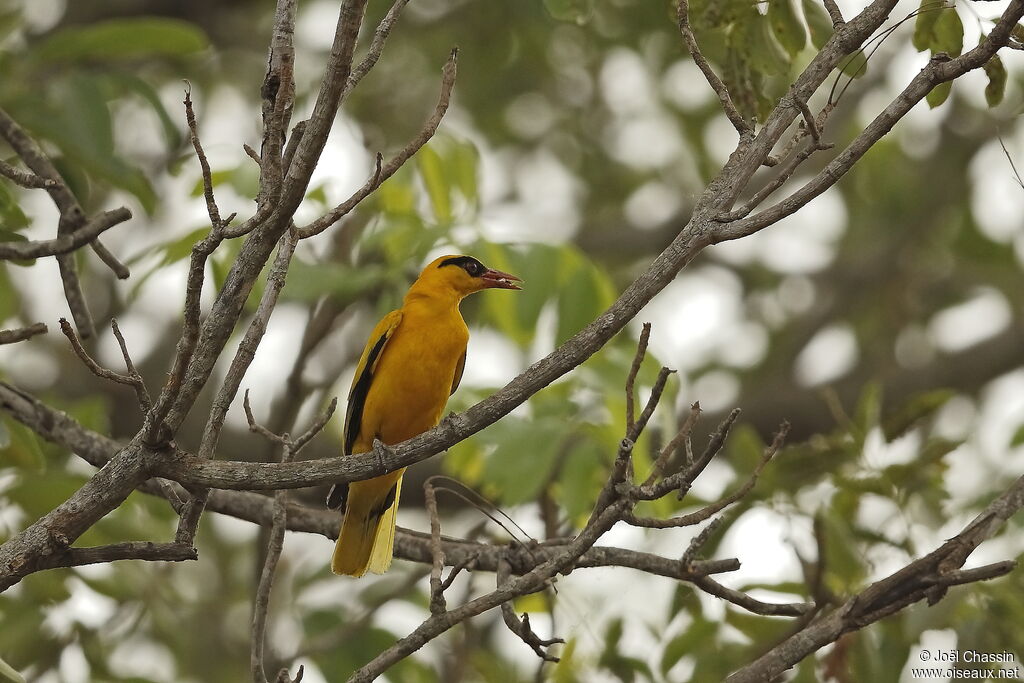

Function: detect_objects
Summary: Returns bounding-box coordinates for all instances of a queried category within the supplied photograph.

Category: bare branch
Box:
[425,477,447,615]
[0,322,47,345]
[200,229,299,459]
[644,401,701,486]
[0,208,131,260]
[823,0,845,27]
[624,322,651,432]
[34,541,197,572]
[631,421,788,527]
[58,318,150,412]
[346,0,414,93]
[694,575,812,617]
[298,48,458,238]
[184,84,226,231]
[715,0,1024,242]
[0,159,56,189]
[90,240,131,279]
[676,0,751,138]
[497,558,564,663]
[727,473,1024,683]
[110,319,152,413]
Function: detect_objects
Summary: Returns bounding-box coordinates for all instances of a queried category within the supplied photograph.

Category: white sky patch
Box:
[599,48,657,115]
[975,370,1024,467]
[927,287,1011,353]
[690,370,741,413]
[862,428,920,469]
[607,113,685,170]
[710,189,846,273]
[795,323,859,386]
[109,638,179,683]
[661,58,716,112]
[296,0,343,51]
[718,507,803,584]
[702,114,741,168]
[463,327,522,388]
[969,138,1024,243]
[505,92,557,140]
[42,578,117,636]
[715,320,769,369]
[640,267,743,370]
[624,180,684,230]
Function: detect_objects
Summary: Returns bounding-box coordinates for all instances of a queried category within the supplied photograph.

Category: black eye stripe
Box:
[438,256,486,277]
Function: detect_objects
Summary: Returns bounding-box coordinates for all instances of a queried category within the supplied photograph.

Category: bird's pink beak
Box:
[479,268,522,290]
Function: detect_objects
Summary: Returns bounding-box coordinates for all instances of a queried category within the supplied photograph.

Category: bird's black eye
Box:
[439,256,486,277]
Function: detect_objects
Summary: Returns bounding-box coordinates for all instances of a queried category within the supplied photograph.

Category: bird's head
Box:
[415,254,522,299]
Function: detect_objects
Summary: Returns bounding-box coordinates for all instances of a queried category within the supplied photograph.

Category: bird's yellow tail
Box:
[331,470,404,577]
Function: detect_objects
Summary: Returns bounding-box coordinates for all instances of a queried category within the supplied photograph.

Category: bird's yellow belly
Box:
[354,323,466,451]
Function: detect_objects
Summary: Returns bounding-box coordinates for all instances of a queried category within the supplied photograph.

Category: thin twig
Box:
[297,48,458,238]
[998,133,1024,191]
[425,477,447,615]
[693,575,812,617]
[676,0,751,138]
[624,322,651,432]
[110,319,152,413]
[644,401,701,486]
[497,558,564,662]
[346,0,414,94]
[58,319,150,410]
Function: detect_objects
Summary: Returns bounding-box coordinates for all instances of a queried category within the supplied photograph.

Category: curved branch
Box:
[715,0,1024,242]
[727,474,1024,682]
[0,208,131,260]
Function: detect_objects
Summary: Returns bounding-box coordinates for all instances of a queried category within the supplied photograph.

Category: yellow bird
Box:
[328,254,521,577]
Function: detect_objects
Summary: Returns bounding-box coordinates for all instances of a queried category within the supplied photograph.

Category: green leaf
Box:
[544,0,593,24]
[0,182,29,232]
[932,8,963,58]
[1010,423,1024,448]
[452,139,479,206]
[32,19,209,63]
[881,389,954,441]
[927,80,952,108]
[983,54,1007,107]
[853,381,882,435]
[416,145,452,224]
[769,0,807,57]
[801,0,834,49]
[104,72,183,149]
[750,13,792,76]
[661,618,716,676]
[913,0,942,52]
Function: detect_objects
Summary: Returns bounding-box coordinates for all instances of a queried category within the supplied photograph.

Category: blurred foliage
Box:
[2,0,1024,681]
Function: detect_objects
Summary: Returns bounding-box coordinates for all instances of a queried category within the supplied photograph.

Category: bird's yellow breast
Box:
[353,305,468,453]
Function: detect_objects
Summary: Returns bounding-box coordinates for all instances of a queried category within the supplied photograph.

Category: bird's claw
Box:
[371,438,390,471]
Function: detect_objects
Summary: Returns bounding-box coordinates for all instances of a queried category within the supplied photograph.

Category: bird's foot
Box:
[371,438,392,472]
